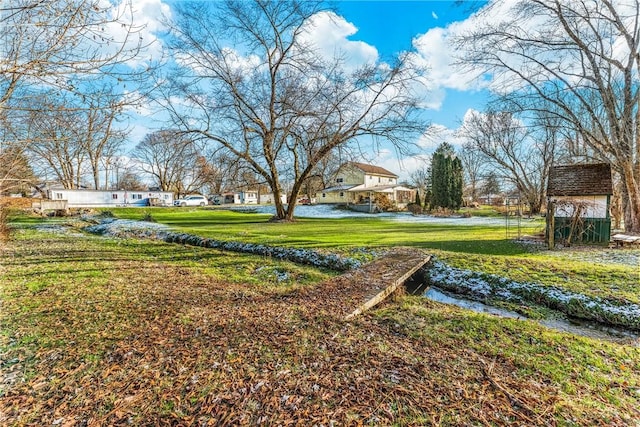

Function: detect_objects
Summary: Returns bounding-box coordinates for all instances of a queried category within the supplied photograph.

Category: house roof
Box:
[347,184,413,193]
[322,185,358,192]
[348,162,398,178]
[547,163,613,196]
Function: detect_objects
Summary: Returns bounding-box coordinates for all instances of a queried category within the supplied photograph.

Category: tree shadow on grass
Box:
[400,239,537,256]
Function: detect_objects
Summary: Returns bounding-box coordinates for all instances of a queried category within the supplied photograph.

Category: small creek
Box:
[424,286,640,345]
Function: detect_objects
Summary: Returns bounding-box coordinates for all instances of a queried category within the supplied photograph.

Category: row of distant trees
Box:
[0,123,350,199]
[1,0,638,230]
[0,0,150,195]
[1,0,423,222]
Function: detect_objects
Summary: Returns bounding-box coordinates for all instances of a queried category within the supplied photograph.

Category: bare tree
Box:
[1,1,159,195]
[19,92,128,190]
[79,95,129,190]
[457,142,486,203]
[116,170,147,192]
[0,143,35,196]
[132,130,205,197]
[459,110,553,214]
[199,149,244,195]
[458,0,640,231]
[410,164,431,208]
[162,0,426,221]
[1,0,150,107]
[23,96,88,189]
[104,156,145,191]
[0,112,35,196]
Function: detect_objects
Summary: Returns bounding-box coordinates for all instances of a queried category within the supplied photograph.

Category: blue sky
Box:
[334,1,489,130]
[336,1,472,58]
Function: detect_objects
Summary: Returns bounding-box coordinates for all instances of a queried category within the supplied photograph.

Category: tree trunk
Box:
[546,201,555,250]
[528,198,542,216]
[93,168,100,190]
[272,185,287,220]
[284,199,298,221]
[621,164,640,232]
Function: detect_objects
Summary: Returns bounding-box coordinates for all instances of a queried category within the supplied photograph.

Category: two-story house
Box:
[319,162,414,210]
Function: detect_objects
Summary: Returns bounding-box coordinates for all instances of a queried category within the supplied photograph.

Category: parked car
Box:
[173,195,208,207]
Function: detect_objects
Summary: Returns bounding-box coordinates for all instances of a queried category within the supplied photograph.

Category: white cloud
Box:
[432,11,439,20]
[128,124,152,148]
[408,0,545,98]
[100,0,171,68]
[393,155,432,182]
[413,0,640,100]
[299,11,379,70]
[416,123,466,151]
[412,26,486,93]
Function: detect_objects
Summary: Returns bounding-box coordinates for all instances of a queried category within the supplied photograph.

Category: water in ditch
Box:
[424,286,640,345]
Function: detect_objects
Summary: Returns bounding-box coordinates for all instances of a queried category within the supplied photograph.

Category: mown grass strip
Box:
[102,208,639,304]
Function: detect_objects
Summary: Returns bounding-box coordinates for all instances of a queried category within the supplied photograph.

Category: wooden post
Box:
[546,200,555,250]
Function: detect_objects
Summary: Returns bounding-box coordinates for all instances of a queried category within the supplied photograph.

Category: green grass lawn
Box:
[103,207,639,304]
[108,207,538,253]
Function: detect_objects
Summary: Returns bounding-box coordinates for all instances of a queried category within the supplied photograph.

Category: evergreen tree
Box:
[482,171,501,202]
[452,157,464,209]
[430,142,463,210]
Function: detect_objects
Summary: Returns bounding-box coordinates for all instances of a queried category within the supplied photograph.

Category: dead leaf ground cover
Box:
[1,227,639,426]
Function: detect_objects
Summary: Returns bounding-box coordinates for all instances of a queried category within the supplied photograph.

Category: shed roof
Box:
[547,163,612,196]
[348,162,398,178]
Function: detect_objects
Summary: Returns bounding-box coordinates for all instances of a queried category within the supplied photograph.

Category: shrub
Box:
[142,211,156,222]
[373,194,394,212]
[406,203,423,215]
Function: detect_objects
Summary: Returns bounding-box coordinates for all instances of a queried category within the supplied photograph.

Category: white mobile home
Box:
[213,190,264,205]
[47,189,174,208]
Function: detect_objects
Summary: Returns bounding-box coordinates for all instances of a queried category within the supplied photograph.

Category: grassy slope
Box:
[110,207,640,304]
[1,227,638,425]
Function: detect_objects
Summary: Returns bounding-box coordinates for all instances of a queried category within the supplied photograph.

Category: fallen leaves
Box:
[1,235,638,426]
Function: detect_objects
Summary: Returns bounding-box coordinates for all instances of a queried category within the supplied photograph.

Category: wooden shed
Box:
[546,163,613,245]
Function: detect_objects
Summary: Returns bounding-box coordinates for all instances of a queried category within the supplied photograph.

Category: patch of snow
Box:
[33,224,85,237]
[547,248,640,268]
[425,259,640,330]
[84,219,169,239]
[235,204,532,226]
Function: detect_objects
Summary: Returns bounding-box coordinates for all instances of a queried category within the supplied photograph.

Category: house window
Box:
[132,194,142,200]
[54,193,63,199]
[339,192,344,197]
[112,193,118,200]
[336,178,343,183]
[378,177,381,183]
[164,194,169,199]
[322,193,326,198]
